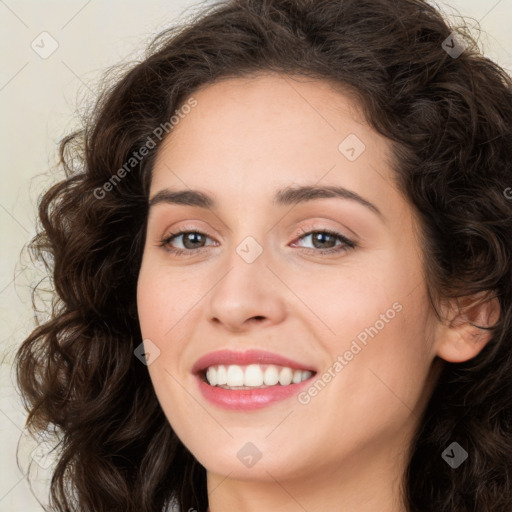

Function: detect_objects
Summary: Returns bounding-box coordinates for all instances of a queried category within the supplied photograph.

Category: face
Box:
[137,73,441,486]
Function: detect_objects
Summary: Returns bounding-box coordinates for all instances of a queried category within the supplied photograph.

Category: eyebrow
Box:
[148,185,384,220]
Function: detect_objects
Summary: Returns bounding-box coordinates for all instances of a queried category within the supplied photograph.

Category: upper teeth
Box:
[205,364,313,388]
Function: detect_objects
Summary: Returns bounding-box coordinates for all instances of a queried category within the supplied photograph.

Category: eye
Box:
[158,227,356,257]
[159,230,215,256]
[291,228,356,255]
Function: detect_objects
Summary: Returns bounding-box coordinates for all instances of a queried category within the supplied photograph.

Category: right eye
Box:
[159,230,217,256]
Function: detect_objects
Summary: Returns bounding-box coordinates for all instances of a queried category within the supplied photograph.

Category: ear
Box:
[435,291,500,363]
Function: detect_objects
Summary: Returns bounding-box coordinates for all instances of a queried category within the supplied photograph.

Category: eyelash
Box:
[158,227,356,257]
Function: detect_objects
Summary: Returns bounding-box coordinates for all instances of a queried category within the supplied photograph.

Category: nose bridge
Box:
[222,209,274,270]
[206,228,286,330]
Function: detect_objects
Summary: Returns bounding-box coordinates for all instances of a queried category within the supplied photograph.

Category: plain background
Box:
[0,1,510,510]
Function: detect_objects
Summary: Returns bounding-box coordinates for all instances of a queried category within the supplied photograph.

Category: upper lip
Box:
[192,349,318,375]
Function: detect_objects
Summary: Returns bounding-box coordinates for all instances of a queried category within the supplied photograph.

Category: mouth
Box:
[199,363,315,389]
[192,349,317,410]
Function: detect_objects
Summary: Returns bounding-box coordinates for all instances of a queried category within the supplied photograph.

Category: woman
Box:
[16,0,512,511]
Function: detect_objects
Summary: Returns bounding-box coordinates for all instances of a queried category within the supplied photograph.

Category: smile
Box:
[192,349,317,410]
[204,364,313,389]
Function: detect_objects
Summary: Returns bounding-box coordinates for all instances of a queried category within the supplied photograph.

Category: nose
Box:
[207,246,287,333]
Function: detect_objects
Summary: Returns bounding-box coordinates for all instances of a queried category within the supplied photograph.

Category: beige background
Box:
[0,0,510,510]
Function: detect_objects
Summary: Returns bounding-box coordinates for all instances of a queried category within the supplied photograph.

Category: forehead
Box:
[181,72,364,124]
[151,73,394,191]
[161,73,366,146]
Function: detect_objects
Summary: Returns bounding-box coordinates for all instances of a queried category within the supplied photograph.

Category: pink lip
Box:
[192,349,317,411]
[191,349,317,374]
[196,377,314,410]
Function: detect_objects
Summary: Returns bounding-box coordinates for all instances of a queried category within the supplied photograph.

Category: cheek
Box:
[136,260,207,394]
[137,259,197,339]
[323,290,435,427]
[309,257,434,411]
[136,264,197,424]
[294,263,403,343]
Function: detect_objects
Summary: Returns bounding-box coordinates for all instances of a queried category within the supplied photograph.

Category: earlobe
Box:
[435,291,500,363]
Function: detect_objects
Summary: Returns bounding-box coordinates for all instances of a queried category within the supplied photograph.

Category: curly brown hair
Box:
[15,0,512,511]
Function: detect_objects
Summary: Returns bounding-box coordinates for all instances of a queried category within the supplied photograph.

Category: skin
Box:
[136,73,496,512]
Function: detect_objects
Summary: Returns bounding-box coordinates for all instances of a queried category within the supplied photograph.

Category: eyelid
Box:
[293,224,353,241]
[160,222,216,241]
[290,225,356,250]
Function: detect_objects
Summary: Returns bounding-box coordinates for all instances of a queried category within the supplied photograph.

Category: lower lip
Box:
[196,375,315,410]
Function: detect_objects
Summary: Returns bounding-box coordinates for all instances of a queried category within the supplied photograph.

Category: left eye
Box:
[292,229,355,253]
[159,228,356,256]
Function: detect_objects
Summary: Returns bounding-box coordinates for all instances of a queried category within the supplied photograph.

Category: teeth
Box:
[206,366,217,386]
[216,365,227,385]
[292,370,303,384]
[245,364,264,386]
[278,367,293,385]
[264,365,279,385]
[204,364,314,388]
[226,365,244,386]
